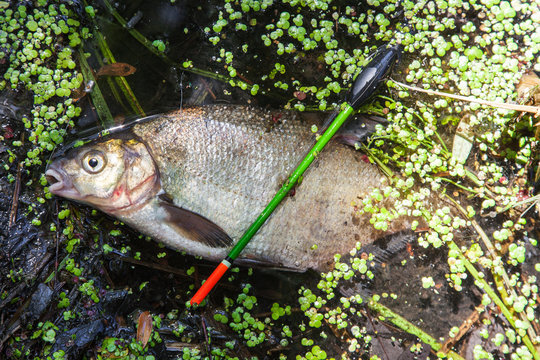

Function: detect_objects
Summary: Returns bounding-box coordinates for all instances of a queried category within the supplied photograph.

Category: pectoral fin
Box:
[158,195,233,248]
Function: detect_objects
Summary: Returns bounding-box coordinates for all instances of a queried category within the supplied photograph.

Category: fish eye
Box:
[82,151,107,174]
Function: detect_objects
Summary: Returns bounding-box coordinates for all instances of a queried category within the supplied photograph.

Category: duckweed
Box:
[1,2,87,167]
[202,0,528,356]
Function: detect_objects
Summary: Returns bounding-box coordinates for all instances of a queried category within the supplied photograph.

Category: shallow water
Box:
[0,0,538,358]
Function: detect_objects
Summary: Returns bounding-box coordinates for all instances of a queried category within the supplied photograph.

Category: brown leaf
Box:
[137,311,153,348]
[71,85,87,102]
[294,91,306,100]
[96,62,137,77]
[516,70,540,101]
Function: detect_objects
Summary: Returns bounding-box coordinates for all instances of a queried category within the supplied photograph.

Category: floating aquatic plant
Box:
[1,0,539,358]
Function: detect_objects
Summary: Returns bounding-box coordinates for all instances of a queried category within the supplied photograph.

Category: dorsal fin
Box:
[334,114,388,147]
[158,194,233,248]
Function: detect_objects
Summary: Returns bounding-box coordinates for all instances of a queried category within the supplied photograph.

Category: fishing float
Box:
[190,43,402,306]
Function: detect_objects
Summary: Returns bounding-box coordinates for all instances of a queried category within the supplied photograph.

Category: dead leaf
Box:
[137,311,153,348]
[452,115,474,164]
[96,63,137,77]
[294,91,307,100]
[516,70,540,101]
[72,80,95,102]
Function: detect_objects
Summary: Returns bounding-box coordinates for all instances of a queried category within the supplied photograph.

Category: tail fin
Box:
[339,231,415,298]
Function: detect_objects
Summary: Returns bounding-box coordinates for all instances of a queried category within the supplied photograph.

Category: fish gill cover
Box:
[0,0,539,359]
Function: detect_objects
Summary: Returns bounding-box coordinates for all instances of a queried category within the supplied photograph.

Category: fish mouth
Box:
[45,165,82,199]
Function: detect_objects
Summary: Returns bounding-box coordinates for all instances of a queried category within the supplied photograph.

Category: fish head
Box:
[45,137,160,214]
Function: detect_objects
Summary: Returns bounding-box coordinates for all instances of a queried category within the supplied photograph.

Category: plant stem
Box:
[498,194,540,214]
[394,80,540,115]
[446,241,539,359]
[91,47,130,114]
[78,49,114,127]
[361,146,395,178]
[439,177,480,195]
[367,298,465,359]
[446,195,539,353]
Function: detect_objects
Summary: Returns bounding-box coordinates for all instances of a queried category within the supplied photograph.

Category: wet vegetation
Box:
[0,0,539,359]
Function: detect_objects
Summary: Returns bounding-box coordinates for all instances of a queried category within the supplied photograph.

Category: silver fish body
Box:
[46,105,410,271]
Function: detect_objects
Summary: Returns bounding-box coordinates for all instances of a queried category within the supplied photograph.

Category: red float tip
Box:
[190,261,230,305]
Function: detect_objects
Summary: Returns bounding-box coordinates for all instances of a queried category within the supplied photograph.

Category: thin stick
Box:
[440,307,480,354]
[201,317,213,360]
[78,48,115,127]
[8,161,23,228]
[393,81,540,116]
[105,252,187,277]
[54,200,60,287]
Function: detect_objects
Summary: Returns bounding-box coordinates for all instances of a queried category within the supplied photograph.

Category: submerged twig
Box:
[365,307,391,360]
[54,200,59,287]
[393,81,540,115]
[164,342,200,352]
[441,307,481,354]
[201,317,213,360]
[200,78,217,102]
[105,252,188,278]
[8,161,23,228]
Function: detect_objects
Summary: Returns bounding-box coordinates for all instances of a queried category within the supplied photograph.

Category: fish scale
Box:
[133,106,317,239]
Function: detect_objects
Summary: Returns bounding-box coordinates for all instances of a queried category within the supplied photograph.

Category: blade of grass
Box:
[361,145,395,179]
[443,196,538,358]
[99,0,274,98]
[366,297,465,359]
[445,240,539,359]
[78,49,115,128]
[93,29,145,117]
[446,195,539,351]
[83,0,145,117]
[91,47,131,114]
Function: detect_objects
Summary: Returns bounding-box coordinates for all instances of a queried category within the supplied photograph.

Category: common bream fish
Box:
[45,105,414,271]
